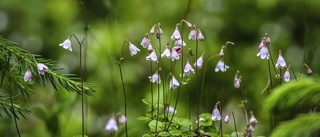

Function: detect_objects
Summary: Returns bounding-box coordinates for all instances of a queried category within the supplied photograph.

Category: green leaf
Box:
[142,134,152,137]
[148,120,163,131]
[199,113,212,120]
[158,131,170,136]
[199,120,212,127]
[142,99,152,106]
[205,132,218,137]
[179,118,193,126]
[137,116,151,121]
[182,131,197,136]
[169,129,182,136]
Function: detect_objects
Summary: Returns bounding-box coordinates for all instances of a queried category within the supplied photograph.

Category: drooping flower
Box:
[129,42,140,56]
[197,30,204,41]
[105,117,118,132]
[275,50,286,69]
[215,60,229,72]
[149,71,161,84]
[257,46,269,59]
[175,39,186,47]
[170,49,180,61]
[59,37,72,51]
[146,50,158,62]
[171,27,181,40]
[184,61,195,75]
[161,47,171,59]
[166,106,177,114]
[245,125,254,136]
[184,20,192,28]
[147,44,153,52]
[119,115,127,125]
[304,63,312,75]
[283,68,290,82]
[24,70,32,82]
[169,75,179,89]
[234,70,241,89]
[307,67,312,75]
[149,25,155,35]
[211,104,221,121]
[141,35,151,48]
[194,55,203,69]
[188,29,197,40]
[224,113,230,123]
[249,112,258,127]
[37,63,49,75]
[173,46,182,54]
[219,47,225,57]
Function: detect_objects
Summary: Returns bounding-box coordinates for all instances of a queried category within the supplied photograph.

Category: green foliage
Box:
[0,36,95,119]
[271,114,320,137]
[264,77,320,136]
[264,77,320,116]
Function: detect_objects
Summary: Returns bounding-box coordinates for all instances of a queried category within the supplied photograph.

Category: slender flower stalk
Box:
[115,40,135,137]
[71,34,87,137]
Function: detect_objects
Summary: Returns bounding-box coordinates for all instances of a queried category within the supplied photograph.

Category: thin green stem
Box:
[72,34,87,137]
[195,29,200,136]
[117,40,129,137]
[231,112,238,137]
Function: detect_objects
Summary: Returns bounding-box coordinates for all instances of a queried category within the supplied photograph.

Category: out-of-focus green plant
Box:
[264,77,320,137]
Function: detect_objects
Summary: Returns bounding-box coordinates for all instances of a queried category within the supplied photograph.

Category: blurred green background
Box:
[0,0,320,136]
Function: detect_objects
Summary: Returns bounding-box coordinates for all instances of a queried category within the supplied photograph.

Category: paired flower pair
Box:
[24,63,49,82]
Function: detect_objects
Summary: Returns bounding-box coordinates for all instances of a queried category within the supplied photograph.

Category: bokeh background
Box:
[0,0,320,136]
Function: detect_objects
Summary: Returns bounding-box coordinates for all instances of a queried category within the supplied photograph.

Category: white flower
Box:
[234,71,241,89]
[224,114,230,123]
[188,29,197,40]
[141,36,150,48]
[59,38,72,51]
[105,117,118,132]
[170,76,180,89]
[149,25,155,35]
[197,30,204,41]
[194,55,203,69]
[129,42,140,56]
[24,70,32,82]
[283,69,290,82]
[170,49,180,61]
[171,27,181,40]
[147,44,153,52]
[166,106,177,114]
[146,50,158,62]
[149,71,161,84]
[37,63,49,75]
[175,39,186,47]
[215,60,229,72]
[211,107,221,121]
[119,115,127,125]
[249,113,258,127]
[275,52,286,69]
[257,46,269,59]
[161,48,171,59]
[184,61,195,75]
